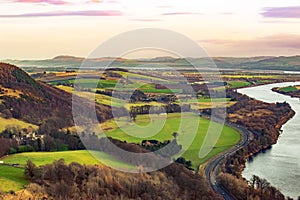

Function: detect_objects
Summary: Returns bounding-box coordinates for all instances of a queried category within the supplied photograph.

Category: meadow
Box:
[0,150,135,193]
[2,150,133,169]
[0,117,37,132]
[279,86,298,92]
[57,85,233,110]
[100,112,240,169]
[227,81,251,88]
[0,165,28,193]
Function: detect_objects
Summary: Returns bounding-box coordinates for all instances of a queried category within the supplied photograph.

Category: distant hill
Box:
[2,55,300,71]
[0,63,113,132]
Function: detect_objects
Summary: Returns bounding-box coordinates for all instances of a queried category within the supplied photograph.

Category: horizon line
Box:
[1,54,300,61]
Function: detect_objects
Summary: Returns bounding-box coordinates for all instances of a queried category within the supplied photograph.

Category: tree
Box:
[1,109,12,119]
[172,132,178,139]
[25,160,37,180]
[130,107,137,122]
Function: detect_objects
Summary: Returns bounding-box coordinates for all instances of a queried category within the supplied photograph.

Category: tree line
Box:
[20,158,217,200]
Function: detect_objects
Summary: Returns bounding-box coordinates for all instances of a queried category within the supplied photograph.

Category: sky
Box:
[0,0,300,59]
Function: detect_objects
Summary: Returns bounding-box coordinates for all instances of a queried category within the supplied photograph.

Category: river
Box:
[238,82,300,199]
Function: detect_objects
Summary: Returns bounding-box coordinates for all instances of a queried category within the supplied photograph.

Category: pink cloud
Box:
[261,6,300,18]
[199,34,300,49]
[130,18,162,22]
[156,5,172,9]
[16,0,69,5]
[259,20,300,24]
[199,39,233,45]
[162,12,201,16]
[199,34,300,56]
[87,0,119,4]
[105,0,119,3]
[220,12,234,15]
[0,10,123,17]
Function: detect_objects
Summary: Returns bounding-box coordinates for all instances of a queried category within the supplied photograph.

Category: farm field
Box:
[222,75,278,79]
[227,81,251,88]
[100,112,240,169]
[0,150,134,193]
[0,117,38,132]
[0,165,28,193]
[2,150,134,169]
[57,85,125,107]
[279,86,298,92]
[57,85,233,109]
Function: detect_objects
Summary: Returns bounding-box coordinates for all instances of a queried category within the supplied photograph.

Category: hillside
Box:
[3,55,300,71]
[0,63,113,131]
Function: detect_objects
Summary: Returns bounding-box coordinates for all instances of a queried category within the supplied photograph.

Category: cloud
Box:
[200,34,300,49]
[0,10,123,17]
[15,0,69,5]
[90,0,101,3]
[104,0,119,3]
[130,18,162,22]
[198,34,300,56]
[87,0,119,4]
[162,12,201,16]
[261,6,300,18]
[220,12,234,15]
[156,5,172,9]
[259,34,300,49]
[259,20,300,24]
[199,39,233,45]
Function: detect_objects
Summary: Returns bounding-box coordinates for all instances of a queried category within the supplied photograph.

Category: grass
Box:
[228,81,251,88]
[0,117,38,132]
[57,85,182,109]
[48,78,75,86]
[100,112,240,169]
[222,75,278,79]
[98,79,118,88]
[0,165,28,193]
[58,84,233,110]
[140,88,182,93]
[179,97,231,103]
[279,86,298,93]
[0,150,135,193]
[116,71,169,82]
[177,97,234,109]
[2,150,134,169]
[56,85,125,107]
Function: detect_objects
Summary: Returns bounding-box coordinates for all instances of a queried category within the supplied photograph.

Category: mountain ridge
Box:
[0,62,114,132]
[2,55,300,71]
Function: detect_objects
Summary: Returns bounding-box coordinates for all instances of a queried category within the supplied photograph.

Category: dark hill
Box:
[0,63,114,132]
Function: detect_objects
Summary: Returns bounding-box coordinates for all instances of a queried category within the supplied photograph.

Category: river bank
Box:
[239,82,300,199]
[202,88,294,199]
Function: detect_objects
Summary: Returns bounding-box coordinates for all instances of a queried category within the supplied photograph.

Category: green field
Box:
[57,85,183,108]
[57,85,125,107]
[0,165,28,193]
[228,81,251,88]
[180,97,231,103]
[101,112,240,169]
[2,150,133,169]
[0,117,38,132]
[50,73,180,94]
[279,86,298,92]
[116,71,169,82]
[0,150,135,193]
[222,75,277,79]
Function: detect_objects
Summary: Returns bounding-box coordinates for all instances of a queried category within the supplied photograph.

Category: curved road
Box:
[202,116,251,200]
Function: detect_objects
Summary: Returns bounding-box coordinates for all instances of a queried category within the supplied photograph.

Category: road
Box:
[201,115,251,200]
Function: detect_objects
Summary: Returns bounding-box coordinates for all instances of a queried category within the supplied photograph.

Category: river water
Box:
[238,82,300,199]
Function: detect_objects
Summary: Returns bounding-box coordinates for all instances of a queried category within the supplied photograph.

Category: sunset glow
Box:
[0,0,299,59]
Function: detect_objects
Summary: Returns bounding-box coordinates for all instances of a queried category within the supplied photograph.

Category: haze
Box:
[0,0,300,59]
